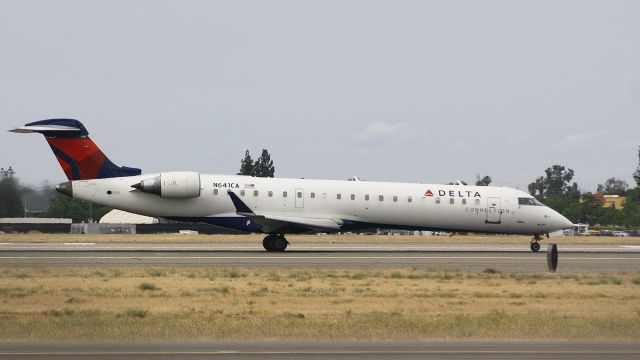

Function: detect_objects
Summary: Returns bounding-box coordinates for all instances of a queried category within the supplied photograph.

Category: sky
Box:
[1,0,639,192]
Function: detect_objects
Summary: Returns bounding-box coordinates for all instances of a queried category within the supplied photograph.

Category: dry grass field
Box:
[1,233,638,340]
[1,233,639,244]
[0,267,639,341]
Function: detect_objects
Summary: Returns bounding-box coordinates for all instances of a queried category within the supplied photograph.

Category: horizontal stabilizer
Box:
[10,125,82,133]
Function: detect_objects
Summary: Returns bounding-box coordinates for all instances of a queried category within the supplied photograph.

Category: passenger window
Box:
[407,196,412,203]
[350,194,355,200]
[254,190,259,197]
[337,194,342,200]
[436,197,441,204]
[365,194,370,201]
[310,192,315,199]
[213,189,218,195]
[379,195,384,201]
[297,192,302,198]
[268,191,273,197]
[323,193,327,199]
[462,198,466,205]
[393,196,398,202]
[283,191,288,198]
[475,199,480,206]
[240,190,245,196]
[450,198,454,204]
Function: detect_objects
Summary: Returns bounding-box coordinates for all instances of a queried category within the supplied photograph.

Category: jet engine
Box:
[131,171,201,199]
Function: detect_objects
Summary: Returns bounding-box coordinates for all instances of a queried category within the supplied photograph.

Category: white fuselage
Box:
[69,173,572,235]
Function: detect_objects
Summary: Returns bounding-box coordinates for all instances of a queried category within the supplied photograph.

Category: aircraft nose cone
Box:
[55,181,73,197]
[555,213,573,230]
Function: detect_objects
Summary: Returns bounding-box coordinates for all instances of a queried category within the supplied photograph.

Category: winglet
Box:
[227,191,255,215]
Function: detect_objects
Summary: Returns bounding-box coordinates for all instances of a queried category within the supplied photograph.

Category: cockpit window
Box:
[518,197,544,206]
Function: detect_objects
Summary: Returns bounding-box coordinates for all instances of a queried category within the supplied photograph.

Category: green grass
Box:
[137,282,160,291]
[126,309,150,318]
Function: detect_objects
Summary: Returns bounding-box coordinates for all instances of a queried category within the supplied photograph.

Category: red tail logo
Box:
[425,189,433,196]
[12,119,141,180]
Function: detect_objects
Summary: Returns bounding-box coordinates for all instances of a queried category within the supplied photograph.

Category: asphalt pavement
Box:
[1,341,639,360]
[0,241,638,272]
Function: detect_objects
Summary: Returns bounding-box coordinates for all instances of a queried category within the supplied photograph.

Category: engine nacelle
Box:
[132,171,201,199]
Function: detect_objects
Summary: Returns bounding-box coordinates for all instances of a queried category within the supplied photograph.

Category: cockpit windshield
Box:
[518,197,545,206]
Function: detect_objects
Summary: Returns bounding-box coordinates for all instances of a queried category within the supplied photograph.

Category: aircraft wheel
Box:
[271,235,288,252]
[263,234,275,251]
[263,234,288,252]
[530,242,541,252]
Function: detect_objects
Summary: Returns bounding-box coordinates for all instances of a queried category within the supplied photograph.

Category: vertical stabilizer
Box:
[10,119,141,180]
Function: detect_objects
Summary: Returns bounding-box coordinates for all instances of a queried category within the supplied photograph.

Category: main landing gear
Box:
[530,234,542,252]
[263,234,289,252]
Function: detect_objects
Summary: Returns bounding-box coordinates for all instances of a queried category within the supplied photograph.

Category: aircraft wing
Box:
[227,191,343,233]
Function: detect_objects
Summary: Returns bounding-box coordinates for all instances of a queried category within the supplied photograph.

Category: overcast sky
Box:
[1,0,639,192]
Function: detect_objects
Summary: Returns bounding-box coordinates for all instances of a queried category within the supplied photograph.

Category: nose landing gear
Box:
[530,234,543,252]
[263,234,289,252]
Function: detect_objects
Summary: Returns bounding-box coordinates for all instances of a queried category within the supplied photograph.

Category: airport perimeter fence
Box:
[1,223,243,235]
[136,223,243,235]
[0,224,71,233]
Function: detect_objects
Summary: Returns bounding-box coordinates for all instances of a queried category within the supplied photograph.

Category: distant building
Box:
[65,210,160,234]
[99,209,158,224]
[595,194,626,210]
[563,223,589,236]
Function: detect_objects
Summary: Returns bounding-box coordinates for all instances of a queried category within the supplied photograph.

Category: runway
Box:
[0,341,639,359]
[1,242,639,272]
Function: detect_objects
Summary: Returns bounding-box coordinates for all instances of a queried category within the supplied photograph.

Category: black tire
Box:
[272,236,288,252]
[263,235,274,251]
[530,242,541,252]
[547,243,558,272]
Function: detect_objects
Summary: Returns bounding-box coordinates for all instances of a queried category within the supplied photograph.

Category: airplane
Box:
[11,119,573,252]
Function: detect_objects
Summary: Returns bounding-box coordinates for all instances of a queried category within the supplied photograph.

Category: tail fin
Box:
[10,119,141,180]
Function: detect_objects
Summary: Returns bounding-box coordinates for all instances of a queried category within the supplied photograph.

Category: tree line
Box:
[525,146,640,227]
[1,166,112,222]
[0,167,23,218]
[237,149,275,177]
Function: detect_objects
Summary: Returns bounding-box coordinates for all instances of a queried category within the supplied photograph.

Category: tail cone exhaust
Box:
[55,181,73,197]
[130,176,160,195]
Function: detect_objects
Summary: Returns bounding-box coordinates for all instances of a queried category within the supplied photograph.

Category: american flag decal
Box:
[244,183,255,189]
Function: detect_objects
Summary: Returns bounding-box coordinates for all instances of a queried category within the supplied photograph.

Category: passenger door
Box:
[486,197,501,224]
[295,188,304,208]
